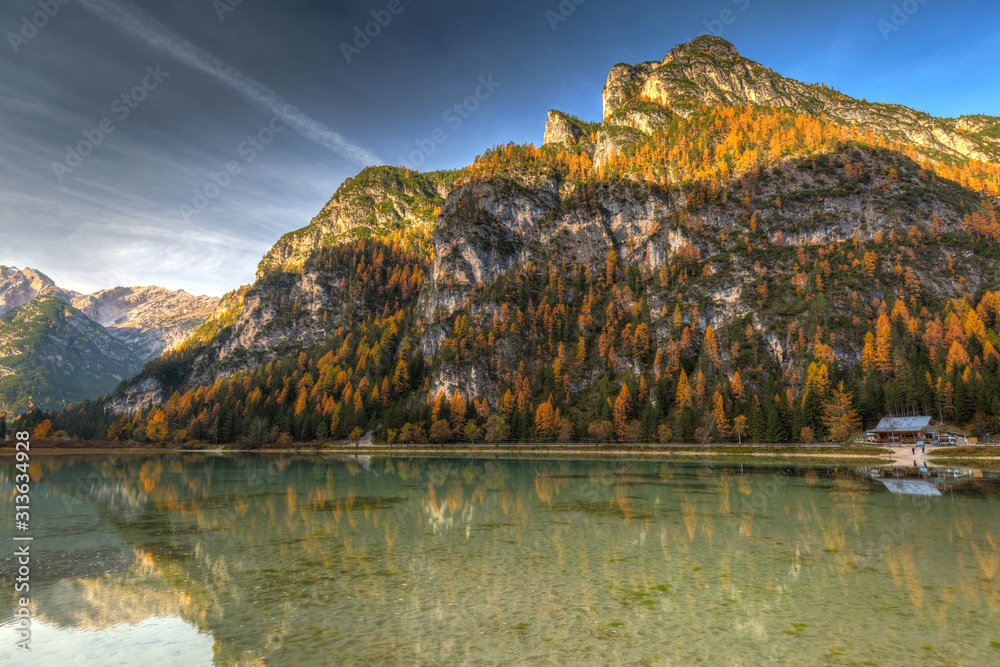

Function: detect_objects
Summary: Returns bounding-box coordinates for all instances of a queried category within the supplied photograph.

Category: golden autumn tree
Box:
[945,340,971,376]
[964,309,987,342]
[703,325,719,365]
[675,369,692,408]
[822,383,861,442]
[861,332,876,374]
[450,391,467,433]
[711,390,731,441]
[605,249,618,284]
[392,358,409,393]
[431,390,446,422]
[802,361,830,430]
[733,415,748,445]
[535,396,555,439]
[874,312,893,375]
[731,369,745,402]
[33,419,54,439]
[146,410,169,443]
[612,384,632,442]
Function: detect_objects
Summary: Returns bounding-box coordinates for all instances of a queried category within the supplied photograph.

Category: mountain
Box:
[0,266,76,315]
[0,267,218,415]
[597,37,999,163]
[0,298,144,414]
[256,166,457,278]
[40,37,1000,445]
[70,286,219,358]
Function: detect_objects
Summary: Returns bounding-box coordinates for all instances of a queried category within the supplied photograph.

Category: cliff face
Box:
[414,142,983,405]
[602,36,998,163]
[543,111,593,147]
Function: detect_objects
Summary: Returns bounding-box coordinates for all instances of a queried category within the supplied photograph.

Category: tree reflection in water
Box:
[2,456,999,665]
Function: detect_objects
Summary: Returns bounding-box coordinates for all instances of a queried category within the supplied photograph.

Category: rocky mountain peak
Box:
[596,36,999,163]
[662,35,742,64]
[70,286,219,357]
[0,265,77,316]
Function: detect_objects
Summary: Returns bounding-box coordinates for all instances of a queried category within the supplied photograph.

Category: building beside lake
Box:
[869,416,936,444]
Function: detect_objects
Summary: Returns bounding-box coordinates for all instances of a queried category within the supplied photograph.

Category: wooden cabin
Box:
[870,416,936,444]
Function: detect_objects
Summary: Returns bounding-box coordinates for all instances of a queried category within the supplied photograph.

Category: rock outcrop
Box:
[543,111,588,147]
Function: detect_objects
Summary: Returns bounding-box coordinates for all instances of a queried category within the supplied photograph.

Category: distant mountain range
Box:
[0,266,217,414]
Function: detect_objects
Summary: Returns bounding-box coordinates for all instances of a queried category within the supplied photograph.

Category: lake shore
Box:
[6,439,999,466]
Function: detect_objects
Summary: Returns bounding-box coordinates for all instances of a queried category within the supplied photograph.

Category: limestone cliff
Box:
[600,36,998,163]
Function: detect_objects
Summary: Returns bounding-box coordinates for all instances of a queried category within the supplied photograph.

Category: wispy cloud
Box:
[76,0,381,167]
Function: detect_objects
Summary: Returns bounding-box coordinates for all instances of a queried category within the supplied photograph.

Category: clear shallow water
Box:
[2,455,999,666]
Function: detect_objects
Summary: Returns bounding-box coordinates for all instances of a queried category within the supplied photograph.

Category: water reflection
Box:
[1,456,999,665]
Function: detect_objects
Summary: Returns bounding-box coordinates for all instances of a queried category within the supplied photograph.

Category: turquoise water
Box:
[2,455,999,665]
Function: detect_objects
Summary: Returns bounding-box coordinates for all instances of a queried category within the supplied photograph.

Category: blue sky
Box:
[1,0,998,296]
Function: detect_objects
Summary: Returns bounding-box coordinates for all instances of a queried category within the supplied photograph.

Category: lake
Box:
[2,455,999,665]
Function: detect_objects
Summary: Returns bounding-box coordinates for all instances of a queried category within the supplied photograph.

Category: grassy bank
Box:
[3,439,891,460]
[928,446,1000,460]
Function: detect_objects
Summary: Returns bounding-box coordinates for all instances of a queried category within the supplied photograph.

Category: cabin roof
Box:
[873,416,935,432]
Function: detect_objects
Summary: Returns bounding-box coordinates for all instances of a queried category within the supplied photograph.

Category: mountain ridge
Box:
[593,36,999,164]
[0,297,145,414]
[0,266,218,414]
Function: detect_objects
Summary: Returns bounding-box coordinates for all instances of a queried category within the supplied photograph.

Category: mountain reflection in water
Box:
[2,455,999,665]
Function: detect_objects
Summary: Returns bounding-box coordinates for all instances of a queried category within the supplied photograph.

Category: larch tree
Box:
[612,384,632,442]
[711,391,732,441]
[535,397,555,439]
[450,391,467,433]
[822,383,862,442]
[145,410,169,443]
[675,369,692,408]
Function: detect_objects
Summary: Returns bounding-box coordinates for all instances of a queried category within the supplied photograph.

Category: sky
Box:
[1,0,998,297]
